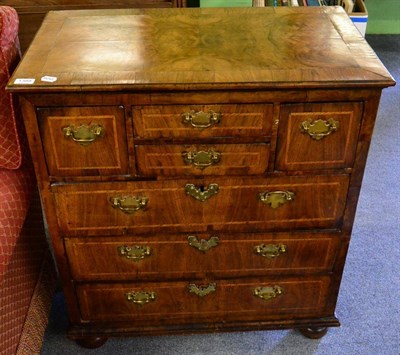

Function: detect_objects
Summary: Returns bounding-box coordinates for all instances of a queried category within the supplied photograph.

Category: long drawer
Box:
[76,276,332,323]
[65,232,339,281]
[54,175,349,236]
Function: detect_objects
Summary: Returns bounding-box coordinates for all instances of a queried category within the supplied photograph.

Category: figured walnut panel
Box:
[38,106,129,177]
[76,276,331,322]
[65,233,339,281]
[132,104,273,139]
[135,144,270,176]
[53,175,349,236]
[8,8,395,92]
[276,102,363,171]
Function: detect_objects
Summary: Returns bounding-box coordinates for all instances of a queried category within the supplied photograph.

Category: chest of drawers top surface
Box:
[8,7,394,92]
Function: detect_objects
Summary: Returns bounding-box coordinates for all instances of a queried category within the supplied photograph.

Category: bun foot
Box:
[299,327,328,339]
[75,336,108,349]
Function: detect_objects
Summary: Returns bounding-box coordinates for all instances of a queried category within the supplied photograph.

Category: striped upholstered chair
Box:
[0,6,56,355]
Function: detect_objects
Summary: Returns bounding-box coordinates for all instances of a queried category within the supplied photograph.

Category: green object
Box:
[200,0,252,7]
[366,0,400,34]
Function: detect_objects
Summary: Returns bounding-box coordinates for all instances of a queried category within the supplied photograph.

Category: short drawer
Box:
[65,232,339,281]
[135,143,270,176]
[38,106,128,177]
[276,102,363,171]
[54,175,349,236]
[132,104,273,139]
[76,276,332,322]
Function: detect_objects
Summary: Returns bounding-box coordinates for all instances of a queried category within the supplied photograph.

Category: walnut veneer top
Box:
[8,7,395,92]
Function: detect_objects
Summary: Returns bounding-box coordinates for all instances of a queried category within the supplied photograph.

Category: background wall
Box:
[366,0,400,34]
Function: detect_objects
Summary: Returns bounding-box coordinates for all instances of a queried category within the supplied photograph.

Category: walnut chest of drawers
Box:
[8,6,395,348]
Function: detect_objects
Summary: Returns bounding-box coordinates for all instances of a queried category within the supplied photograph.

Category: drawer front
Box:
[276,102,363,171]
[38,106,128,176]
[65,233,339,281]
[135,144,270,176]
[54,175,349,236]
[77,276,331,322]
[132,104,273,139]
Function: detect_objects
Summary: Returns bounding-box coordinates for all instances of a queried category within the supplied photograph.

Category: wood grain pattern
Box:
[53,175,349,236]
[5,0,186,53]
[7,7,395,93]
[132,104,273,139]
[65,232,339,281]
[39,106,129,176]
[276,102,363,171]
[76,276,331,322]
[135,143,270,176]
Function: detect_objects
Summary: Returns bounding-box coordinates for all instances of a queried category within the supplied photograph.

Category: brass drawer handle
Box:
[188,283,216,297]
[109,195,149,214]
[182,149,221,170]
[253,285,283,302]
[62,124,104,146]
[126,291,157,306]
[300,118,339,141]
[258,190,294,209]
[185,183,219,202]
[188,235,220,253]
[118,245,151,262]
[254,244,287,259]
[182,110,221,128]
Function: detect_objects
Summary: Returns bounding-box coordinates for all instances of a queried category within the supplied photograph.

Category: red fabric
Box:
[0,205,47,355]
[0,164,35,279]
[0,6,25,170]
[0,11,52,353]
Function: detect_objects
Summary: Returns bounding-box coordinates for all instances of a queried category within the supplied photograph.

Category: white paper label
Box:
[41,76,58,83]
[14,78,35,84]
